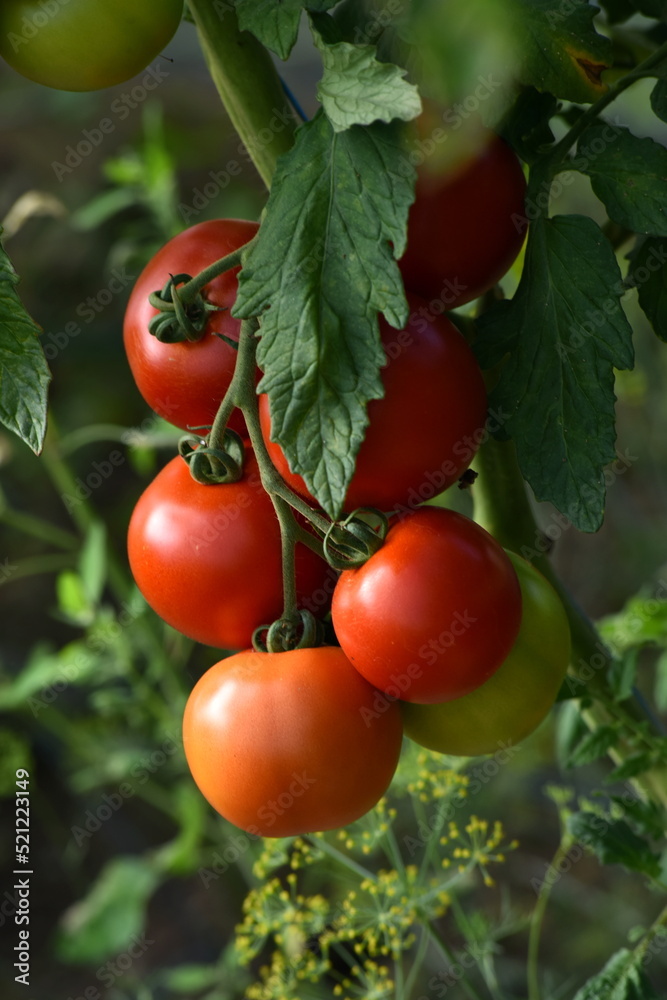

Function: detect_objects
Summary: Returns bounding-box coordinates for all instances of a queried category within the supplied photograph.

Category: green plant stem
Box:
[402,927,431,1000]
[527,835,574,1000]
[187,0,297,188]
[0,501,78,550]
[424,923,487,1000]
[0,552,77,585]
[306,834,377,881]
[528,38,667,204]
[472,437,667,811]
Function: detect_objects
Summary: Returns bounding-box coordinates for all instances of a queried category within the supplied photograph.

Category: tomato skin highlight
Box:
[259,293,487,514]
[400,133,526,309]
[182,646,404,836]
[331,507,522,704]
[127,449,331,650]
[402,552,571,756]
[124,219,258,435]
[0,0,183,92]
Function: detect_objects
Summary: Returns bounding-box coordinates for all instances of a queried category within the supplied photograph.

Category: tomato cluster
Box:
[124,137,567,838]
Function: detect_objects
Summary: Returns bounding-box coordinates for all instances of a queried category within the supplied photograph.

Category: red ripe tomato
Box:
[402,552,571,756]
[127,448,331,650]
[400,133,526,309]
[260,292,487,514]
[182,646,404,836]
[331,507,522,704]
[123,219,258,434]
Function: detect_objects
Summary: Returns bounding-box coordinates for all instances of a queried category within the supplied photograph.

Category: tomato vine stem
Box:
[526,38,667,216]
[187,0,297,188]
[472,436,667,812]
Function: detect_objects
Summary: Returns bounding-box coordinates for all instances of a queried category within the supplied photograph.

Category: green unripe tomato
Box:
[0,0,183,92]
[401,552,571,756]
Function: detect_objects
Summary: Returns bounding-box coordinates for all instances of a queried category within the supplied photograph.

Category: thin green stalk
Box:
[0,502,78,550]
[0,552,76,585]
[425,922,488,1000]
[527,836,573,1000]
[188,0,297,188]
[402,927,431,1000]
[472,437,667,812]
[306,834,377,882]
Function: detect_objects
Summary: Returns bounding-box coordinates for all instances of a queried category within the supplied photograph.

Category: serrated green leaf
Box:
[567,725,618,767]
[651,79,667,122]
[572,948,659,1000]
[234,113,413,518]
[606,752,656,784]
[56,855,160,963]
[608,648,638,702]
[628,237,667,341]
[0,238,50,453]
[0,642,97,712]
[476,214,634,533]
[610,794,665,840]
[312,26,421,132]
[568,812,662,877]
[499,88,558,165]
[577,123,667,236]
[236,0,337,60]
[507,0,612,104]
[598,586,667,650]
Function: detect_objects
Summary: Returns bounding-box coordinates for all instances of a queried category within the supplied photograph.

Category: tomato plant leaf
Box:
[56,855,161,963]
[607,648,638,703]
[566,724,619,767]
[572,948,659,1000]
[476,214,634,533]
[651,79,667,123]
[568,812,662,878]
[606,752,657,784]
[234,112,412,519]
[577,123,667,236]
[609,794,665,841]
[0,240,50,454]
[236,0,338,60]
[311,24,421,132]
[506,0,613,104]
[628,237,667,341]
